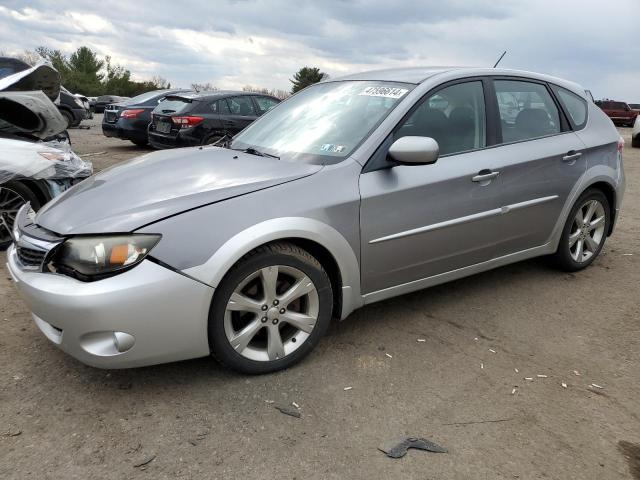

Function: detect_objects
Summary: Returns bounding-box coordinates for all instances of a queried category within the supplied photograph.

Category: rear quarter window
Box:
[553,86,588,130]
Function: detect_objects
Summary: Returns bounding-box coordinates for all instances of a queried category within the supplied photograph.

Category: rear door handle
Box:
[472,170,500,183]
[562,151,582,163]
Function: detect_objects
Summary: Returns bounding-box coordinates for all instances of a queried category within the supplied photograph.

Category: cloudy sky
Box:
[1,0,638,101]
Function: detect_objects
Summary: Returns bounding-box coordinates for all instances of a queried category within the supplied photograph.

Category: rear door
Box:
[485,78,587,256]
[221,96,258,134]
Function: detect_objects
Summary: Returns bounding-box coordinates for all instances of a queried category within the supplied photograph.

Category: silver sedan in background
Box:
[7,67,624,374]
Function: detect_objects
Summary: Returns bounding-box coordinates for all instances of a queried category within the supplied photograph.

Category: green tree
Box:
[290,67,325,93]
[65,46,104,94]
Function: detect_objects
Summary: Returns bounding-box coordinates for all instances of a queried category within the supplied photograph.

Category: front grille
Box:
[16,245,47,269]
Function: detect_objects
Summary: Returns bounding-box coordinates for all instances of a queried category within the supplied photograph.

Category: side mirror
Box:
[388,136,439,165]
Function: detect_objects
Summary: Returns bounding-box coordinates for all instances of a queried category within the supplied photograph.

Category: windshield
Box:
[230,81,413,164]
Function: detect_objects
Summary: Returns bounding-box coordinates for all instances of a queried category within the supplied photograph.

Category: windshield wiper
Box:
[236,147,280,159]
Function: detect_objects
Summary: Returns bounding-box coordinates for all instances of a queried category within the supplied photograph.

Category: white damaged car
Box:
[0,58,92,248]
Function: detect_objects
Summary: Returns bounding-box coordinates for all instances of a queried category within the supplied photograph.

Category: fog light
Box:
[113,332,135,353]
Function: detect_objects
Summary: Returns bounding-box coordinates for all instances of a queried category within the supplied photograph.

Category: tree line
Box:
[11,45,327,97]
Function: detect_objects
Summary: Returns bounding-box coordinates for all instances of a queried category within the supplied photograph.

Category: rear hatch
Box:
[150,95,197,137]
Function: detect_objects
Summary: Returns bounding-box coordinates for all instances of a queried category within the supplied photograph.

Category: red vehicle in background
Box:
[596,100,638,127]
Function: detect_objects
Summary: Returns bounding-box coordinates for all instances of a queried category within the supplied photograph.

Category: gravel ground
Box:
[1,116,639,479]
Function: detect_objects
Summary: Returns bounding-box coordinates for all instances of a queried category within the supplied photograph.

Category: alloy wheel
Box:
[0,187,26,243]
[569,199,606,263]
[223,265,320,362]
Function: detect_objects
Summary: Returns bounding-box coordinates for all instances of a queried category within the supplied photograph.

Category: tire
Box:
[208,242,333,374]
[552,189,610,272]
[130,139,148,147]
[202,134,225,146]
[60,110,73,129]
[632,136,640,149]
[0,182,42,250]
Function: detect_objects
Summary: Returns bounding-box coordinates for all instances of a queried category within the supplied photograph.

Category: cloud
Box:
[0,0,638,101]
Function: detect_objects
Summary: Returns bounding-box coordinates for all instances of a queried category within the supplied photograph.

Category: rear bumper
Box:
[148,131,191,149]
[7,244,214,369]
[102,121,147,142]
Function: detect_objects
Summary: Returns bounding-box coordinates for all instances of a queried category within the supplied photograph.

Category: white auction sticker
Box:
[359,86,408,99]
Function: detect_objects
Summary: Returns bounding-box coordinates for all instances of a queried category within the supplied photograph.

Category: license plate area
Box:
[156,121,172,134]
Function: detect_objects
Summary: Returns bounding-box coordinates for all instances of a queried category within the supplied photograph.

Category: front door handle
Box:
[472,170,500,183]
[562,151,582,164]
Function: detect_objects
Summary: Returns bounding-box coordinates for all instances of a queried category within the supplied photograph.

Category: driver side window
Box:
[396,81,486,156]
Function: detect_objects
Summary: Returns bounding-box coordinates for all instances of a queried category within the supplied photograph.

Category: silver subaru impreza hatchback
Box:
[7,67,625,373]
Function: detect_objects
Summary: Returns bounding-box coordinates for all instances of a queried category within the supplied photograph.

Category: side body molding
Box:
[183,217,363,320]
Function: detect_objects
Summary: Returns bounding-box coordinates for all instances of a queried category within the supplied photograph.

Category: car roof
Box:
[168,90,268,100]
[328,66,587,96]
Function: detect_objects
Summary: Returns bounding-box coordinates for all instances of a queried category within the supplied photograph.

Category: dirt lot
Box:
[1,116,639,479]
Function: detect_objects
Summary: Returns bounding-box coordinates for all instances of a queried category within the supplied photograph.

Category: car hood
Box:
[36,146,322,234]
[0,59,66,138]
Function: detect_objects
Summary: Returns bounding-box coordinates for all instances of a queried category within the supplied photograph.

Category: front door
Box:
[360,80,506,294]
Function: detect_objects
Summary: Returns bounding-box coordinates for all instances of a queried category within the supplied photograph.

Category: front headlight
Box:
[53,234,161,280]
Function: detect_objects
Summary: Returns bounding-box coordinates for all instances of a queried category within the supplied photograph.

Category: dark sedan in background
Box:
[102,89,192,146]
[148,91,280,149]
[93,94,129,113]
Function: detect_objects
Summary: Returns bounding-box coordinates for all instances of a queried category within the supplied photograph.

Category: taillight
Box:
[121,109,145,119]
[171,116,204,128]
[618,136,625,154]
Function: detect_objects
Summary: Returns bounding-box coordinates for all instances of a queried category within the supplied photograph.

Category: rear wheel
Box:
[632,136,640,148]
[209,242,333,374]
[0,182,42,250]
[130,139,148,147]
[552,189,610,271]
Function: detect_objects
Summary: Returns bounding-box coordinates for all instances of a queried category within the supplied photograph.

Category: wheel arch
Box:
[183,217,363,320]
[586,180,616,236]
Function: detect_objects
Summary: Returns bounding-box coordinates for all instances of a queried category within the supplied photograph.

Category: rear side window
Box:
[396,81,486,156]
[211,99,231,114]
[255,96,279,114]
[227,96,256,116]
[494,80,560,143]
[553,86,587,129]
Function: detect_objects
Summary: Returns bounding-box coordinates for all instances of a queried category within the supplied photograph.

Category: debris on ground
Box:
[291,402,300,409]
[274,404,301,418]
[81,151,107,157]
[343,386,353,391]
[525,377,534,381]
[573,370,581,376]
[133,455,156,468]
[511,387,518,395]
[417,338,426,343]
[537,375,548,378]
[378,436,447,459]
[562,382,568,388]
[480,363,484,369]
[514,368,519,373]
[385,353,393,358]
[489,349,497,353]
[590,383,604,389]
[3,428,22,437]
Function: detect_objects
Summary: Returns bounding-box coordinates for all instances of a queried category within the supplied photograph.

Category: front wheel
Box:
[552,189,610,272]
[209,242,333,374]
[0,182,42,250]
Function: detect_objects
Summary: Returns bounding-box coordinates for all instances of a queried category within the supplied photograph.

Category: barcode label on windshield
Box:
[359,87,408,99]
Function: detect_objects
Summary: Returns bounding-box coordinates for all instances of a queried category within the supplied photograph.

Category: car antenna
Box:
[493,50,507,68]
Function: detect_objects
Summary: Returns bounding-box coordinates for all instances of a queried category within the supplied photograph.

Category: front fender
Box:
[182,217,363,319]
